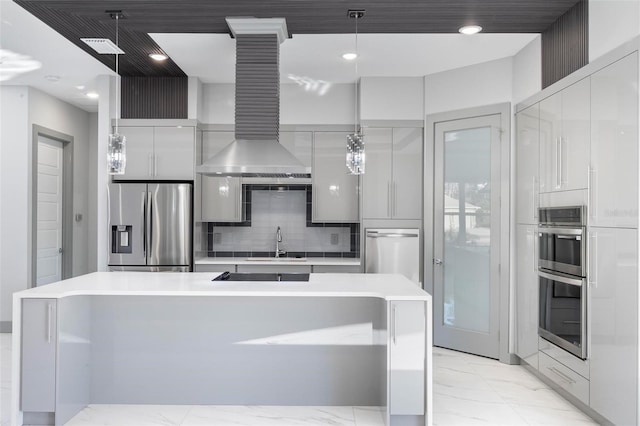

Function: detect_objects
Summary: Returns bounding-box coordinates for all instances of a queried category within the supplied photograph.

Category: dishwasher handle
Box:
[366,232,418,238]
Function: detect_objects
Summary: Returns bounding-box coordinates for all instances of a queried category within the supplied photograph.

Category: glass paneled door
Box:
[433,114,502,359]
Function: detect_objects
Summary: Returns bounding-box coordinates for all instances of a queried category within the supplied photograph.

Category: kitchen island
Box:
[12,272,432,426]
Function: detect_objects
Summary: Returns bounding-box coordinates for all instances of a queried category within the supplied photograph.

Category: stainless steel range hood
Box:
[197,18,310,178]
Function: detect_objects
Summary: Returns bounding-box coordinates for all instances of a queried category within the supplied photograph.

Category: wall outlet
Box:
[330,233,339,245]
[213,233,222,244]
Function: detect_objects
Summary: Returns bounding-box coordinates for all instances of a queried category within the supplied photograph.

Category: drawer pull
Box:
[548,366,576,384]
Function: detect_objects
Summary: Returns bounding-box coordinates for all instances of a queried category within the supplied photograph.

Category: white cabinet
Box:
[201,132,243,222]
[539,77,590,193]
[588,227,638,426]
[116,126,195,180]
[515,224,538,368]
[590,52,639,228]
[312,132,359,222]
[21,299,57,412]
[362,128,422,220]
[515,105,539,225]
[389,300,425,415]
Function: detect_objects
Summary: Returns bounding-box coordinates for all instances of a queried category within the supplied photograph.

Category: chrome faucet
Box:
[275,226,286,258]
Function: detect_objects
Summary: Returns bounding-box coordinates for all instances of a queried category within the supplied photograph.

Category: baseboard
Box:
[0,321,11,333]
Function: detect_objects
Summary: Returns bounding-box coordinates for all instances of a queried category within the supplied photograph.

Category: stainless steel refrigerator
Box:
[365,228,420,285]
[108,183,192,271]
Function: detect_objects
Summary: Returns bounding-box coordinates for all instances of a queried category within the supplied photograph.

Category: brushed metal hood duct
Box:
[197,18,310,178]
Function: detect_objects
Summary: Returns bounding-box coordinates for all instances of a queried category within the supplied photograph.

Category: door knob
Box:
[433,258,443,265]
[58,248,63,254]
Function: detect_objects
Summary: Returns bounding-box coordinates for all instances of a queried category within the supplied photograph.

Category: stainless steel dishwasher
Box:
[365,228,420,285]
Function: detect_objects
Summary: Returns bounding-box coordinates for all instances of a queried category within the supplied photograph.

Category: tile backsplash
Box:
[207,185,359,258]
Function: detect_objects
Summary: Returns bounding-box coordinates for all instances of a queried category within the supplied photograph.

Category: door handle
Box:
[142,192,147,258]
[148,154,153,177]
[153,154,158,177]
[589,231,597,288]
[58,248,63,254]
[555,137,561,189]
[387,181,391,218]
[433,258,443,265]
[393,181,398,217]
[392,304,397,344]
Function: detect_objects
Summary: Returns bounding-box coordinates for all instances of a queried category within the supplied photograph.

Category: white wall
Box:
[0,86,29,330]
[200,83,355,125]
[0,86,91,327]
[360,77,424,121]
[424,57,513,116]
[589,0,640,62]
[512,36,542,105]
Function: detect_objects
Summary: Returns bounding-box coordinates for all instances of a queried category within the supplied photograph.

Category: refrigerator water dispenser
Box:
[111,225,133,254]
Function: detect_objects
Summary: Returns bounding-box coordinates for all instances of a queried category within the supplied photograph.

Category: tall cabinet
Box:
[514,104,539,368]
[362,127,422,220]
[587,51,639,426]
[538,77,590,193]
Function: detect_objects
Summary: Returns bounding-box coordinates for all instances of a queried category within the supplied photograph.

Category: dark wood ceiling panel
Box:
[13,0,582,77]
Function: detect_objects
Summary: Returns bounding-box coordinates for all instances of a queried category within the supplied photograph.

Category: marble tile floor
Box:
[0,334,598,425]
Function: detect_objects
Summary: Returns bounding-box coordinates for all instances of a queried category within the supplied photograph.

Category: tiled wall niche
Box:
[207,185,359,258]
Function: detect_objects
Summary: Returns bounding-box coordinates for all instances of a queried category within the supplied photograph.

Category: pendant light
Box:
[107,11,126,175]
[346,10,365,175]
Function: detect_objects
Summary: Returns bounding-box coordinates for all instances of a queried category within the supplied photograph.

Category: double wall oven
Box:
[538,206,587,359]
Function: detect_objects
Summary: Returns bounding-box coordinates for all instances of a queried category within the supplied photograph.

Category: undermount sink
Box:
[246,257,307,262]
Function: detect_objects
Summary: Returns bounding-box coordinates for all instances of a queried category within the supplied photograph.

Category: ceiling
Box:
[1,0,575,112]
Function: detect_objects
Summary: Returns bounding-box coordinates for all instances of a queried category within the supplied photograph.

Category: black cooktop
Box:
[212,272,310,282]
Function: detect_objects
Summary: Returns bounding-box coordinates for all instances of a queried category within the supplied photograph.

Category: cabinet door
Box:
[539,92,561,193]
[21,299,57,412]
[312,132,359,222]
[201,132,243,222]
[202,177,242,222]
[361,128,393,219]
[116,127,154,180]
[280,131,312,168]
[515,105,539,225]
[392,127,423,219]
[153,127,195,180]
[589,228,638,426]
[389,300,425,415]
[590,52,638,228]
[515,224,538,367]
[561,77,590,191]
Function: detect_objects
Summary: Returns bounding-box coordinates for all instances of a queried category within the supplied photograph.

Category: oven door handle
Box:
[538,227,583,236]
[538,270,584,287]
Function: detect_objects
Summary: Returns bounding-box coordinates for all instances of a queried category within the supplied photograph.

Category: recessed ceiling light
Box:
[459,25,482,35]
[342,53,358,60]
[149,53,168,61]
[44,74,60,82]
[86,92,99,99]
[76,85,85,90]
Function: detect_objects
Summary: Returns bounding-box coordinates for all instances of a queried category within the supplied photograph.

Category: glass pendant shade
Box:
[107,132,126,175]
[346,132,365,175]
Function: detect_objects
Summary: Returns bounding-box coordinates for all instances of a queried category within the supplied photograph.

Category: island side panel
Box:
[55,296,91,426]
[89,295,386,406]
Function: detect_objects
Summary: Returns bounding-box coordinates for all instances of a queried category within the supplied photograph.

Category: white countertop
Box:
[14,272,429,301]
[195,257,361,266]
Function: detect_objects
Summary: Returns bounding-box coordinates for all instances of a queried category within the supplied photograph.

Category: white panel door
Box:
[37,136,63,285]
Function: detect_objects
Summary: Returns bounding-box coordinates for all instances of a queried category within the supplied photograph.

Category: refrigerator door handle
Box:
[147,190,153,262]
[142,191,147,259]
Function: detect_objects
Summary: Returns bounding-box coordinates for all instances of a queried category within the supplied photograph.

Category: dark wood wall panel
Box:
[542,0,588,88]
[121,77,188,119]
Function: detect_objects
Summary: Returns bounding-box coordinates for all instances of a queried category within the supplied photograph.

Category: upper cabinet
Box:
[115,126,195,181]
[362,127,423,220]
[280,131,313,168]
[539,77,590,193]
[312,131,359,222]
[590,52,639,228]
[515,105,540,225]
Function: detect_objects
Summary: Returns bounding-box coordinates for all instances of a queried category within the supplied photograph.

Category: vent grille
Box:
[80,38,125,54]
[234,34,279,141]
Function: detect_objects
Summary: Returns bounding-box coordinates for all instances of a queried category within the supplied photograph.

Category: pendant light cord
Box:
[115,14,120,134]
[354,15,358,135]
